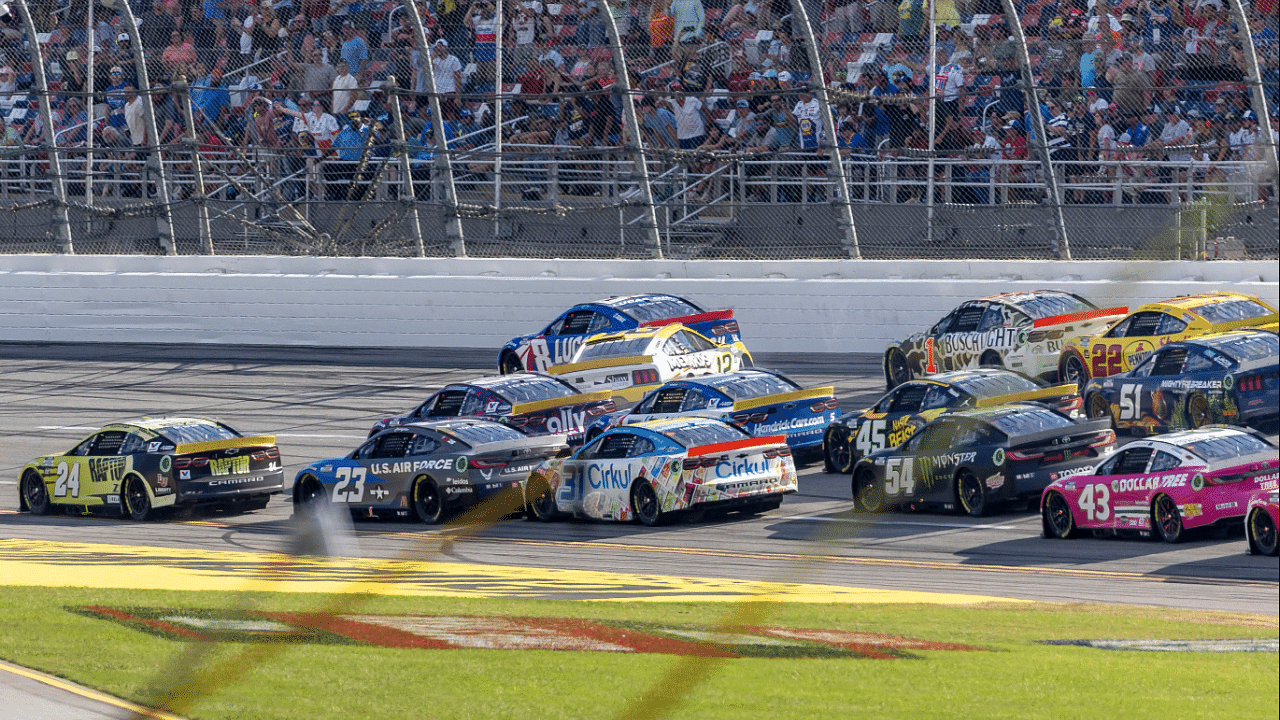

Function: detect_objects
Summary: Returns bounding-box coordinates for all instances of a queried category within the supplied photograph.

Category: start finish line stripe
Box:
[0,539,1024,606]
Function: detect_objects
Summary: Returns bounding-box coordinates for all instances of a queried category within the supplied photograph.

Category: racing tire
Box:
[1059,352,1088,386]
[122,475,153,522]
[885,348,911,390]
[499,351,523,375]
[413,476,446,525]
[1085,393,1112,422]
[295,475,328,506]
[852,467,886,513]
[978,350,1003,369]
[1042,492,1078,539]
[1186,394,1211,429]
[631,480,665,527]
[956,470,987,517]
[823,428,853,475]
[1247,508,1278,556]
[1152,494,1184,543]
[21,472,50,515]
[527,475,559,522]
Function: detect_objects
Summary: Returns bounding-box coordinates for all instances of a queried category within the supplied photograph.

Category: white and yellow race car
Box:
[546,323,753,404]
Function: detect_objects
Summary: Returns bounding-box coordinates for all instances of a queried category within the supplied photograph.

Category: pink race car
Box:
[1245,487,1279,556]
[1041,426,1279,543]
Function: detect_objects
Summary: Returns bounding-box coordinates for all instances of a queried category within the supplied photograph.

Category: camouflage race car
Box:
[885,291,1127,389]
[19,417,284,521]
[823,369,1080,473]
[1059,292,1278,384]
[1082,330,1279,435]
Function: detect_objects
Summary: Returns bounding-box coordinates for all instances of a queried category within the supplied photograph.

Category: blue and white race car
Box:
[586,369,838,453]
[498,294,741,374]
[523,417,798,526]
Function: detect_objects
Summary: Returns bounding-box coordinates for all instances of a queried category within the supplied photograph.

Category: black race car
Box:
[823,369,1080,474]
[851,404,1116,516]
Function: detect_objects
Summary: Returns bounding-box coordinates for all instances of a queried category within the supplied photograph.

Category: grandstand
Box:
[0,0,1275,259]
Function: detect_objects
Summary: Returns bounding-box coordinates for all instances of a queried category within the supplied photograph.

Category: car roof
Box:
[396,418,509,432]
[1147,425,1265,449]
[1135,292,1273,317]
[916,369,1041,397]
[594,294,686,309]
[1180,329,1279,363]
[978,290,1091,318]
[108,417,221,432]
[626,417,731,435]
[684,369,788,389]
[454,374,575,394]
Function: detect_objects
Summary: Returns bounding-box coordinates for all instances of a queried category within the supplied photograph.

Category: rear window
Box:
[157,423,240,445]
[1181,434,1274,463]
[988,408,1074,435]
[445,423,529,446]
[1195,298,1274,325]
[1209,332,1279,363]
[491,376,577,403]
[614,296,701,322]
[578,336,653,360]
[1011,293,1094,319]
[661,422,748,448]
[705,373,798,400]
[954,373,1041,398]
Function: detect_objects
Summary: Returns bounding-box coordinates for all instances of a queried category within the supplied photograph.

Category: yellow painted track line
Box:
[0,660,185,720]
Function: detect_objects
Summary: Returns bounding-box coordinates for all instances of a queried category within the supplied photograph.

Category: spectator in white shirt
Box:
[331,59,359,116]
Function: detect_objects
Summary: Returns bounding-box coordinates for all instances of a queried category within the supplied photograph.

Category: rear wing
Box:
[471,434,569,456]
[687,435,788,457]
[974,383,1078,408]
[639,309,734,329]
[1005,418,1113,450]
[1032,306,1128,328]
[175,435,277,455]
[546,355,652,375]
[732,386,835,412]
[510,390,613,415]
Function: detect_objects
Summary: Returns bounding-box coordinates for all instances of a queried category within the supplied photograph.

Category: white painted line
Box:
[0,481,15,485]
[36,426,99,431]
[778,515,1026,531]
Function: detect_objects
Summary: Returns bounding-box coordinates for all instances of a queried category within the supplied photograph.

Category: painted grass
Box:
[0,587,1275,720]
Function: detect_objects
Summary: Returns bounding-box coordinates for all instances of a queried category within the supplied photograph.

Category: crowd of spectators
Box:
[0,0,1275,203]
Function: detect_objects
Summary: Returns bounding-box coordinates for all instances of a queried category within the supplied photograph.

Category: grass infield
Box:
[0,587,1275,720]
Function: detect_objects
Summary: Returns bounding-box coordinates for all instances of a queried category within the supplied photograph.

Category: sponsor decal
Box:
[1064,482,1076,491]
[992,448,1005,466]
[210,456,250,476]
[107,495,120,504]
[155,487,172,495]
[90,457,126,485]
[1158,379,1223,390]
[1109,474,1190,493]
[1182,503,1202,518]
[320,465,333,472]
[157,475,169,488]
[585,463,635,490]
[369,486,390,500]
[159,455,172,473]
[666,354,714,371]
[205,476,267,487]
[1051,465,1094,483]
[753,416,828,435]
[1223,374,1234,390]
[179,470,191,480]
[985,473,1004,489]
[444,486,473,495]
[455,457,469,473]
[148,442,163,452]
[370,458,457,475]
[1214,502,1238,511]
[1191,473,1205,491]
[486,401,500,413]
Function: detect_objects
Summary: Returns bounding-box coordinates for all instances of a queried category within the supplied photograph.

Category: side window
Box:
[588,313,613,333]
[427,390,469,417]
[71,435,98,457]
[1094,452,1122,475]
[559,310,598,335]
[931,310,956,335]
[1112,447,1154,474]
[647,387,688,414]
[1105,315,1134,338]
[87,431,127,456]
[408,433,439,456]
[1180,350,1214,373]
[920,385,955,411]
[892,384,928,413]
[1150,348,1187,376]
[948,304,987,333]
[118,432,150,455]
[371,432,413,459]
[906,421,958,453]
[580,433,649,459]
[977,304,1007,332]
[953,421,1004,447]
[875,390,897,413]
[681,330,717,352]
[1155,313,1188,335]
[1126,312,1163,337]
[459,390,490,416]
[663,335,692,356]
[625,436,656,457]
[1149,451,1182,473]
[680,388,712,411]
[1130,354,1156,378]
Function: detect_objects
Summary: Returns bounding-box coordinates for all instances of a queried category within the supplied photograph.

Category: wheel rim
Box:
[1249,509,1277,554]
[1087,393,1111,420]
[958,473,984,515]
[416,479,441,522]
[125,477,149,518]
[634,483,659,523]
[1063,355,1086,385]
[1045,493,1074,538]
[855,470,884,512]
[531,481,555,519]
[887,350,910,388]
[1187,395,1210,428]
[826,430,852,473]
[23,474,46,508]
[1154,495,1181,541]
[300,476,326,504]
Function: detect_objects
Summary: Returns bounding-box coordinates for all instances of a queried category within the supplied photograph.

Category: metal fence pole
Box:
[388,79,427,257]
[109,0,177,255]
[925,0,937,246]
[173,77,214,255]
[492,0,505,239]
[788,0,861,258]
[401,0,466,255]
[1226,0,1277,178]
[12,0,73,254]
[999,0,1071,259]
[600,2,663,258]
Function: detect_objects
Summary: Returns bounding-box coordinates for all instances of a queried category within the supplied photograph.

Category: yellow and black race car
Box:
[822,369,1079,473]
[18,417,284,520]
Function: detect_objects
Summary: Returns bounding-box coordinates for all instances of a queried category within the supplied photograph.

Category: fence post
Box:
[400,0,466,256]
[788,0,861,259]
[388,79,427,257]
[12,0,73,254]
[1226,0,1277,182]
[173,78,215,255]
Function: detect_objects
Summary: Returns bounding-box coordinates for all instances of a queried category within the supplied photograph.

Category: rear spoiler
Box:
[687,435,788,457]
[1033,306,1128,328]
[511,390,613,415]
[470,434,569,456]
[640,309,734,328]
[546,355,652,375]
[1006,418,1113,450]
[175,435,277,455]
[974,383,1078,408]
[733,386,835,412]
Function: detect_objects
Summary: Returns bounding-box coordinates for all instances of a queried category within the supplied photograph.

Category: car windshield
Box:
[1180,434,1274,463]
[157,422,240,444]
[489,376,577,403]
[1194,298,1274,325]
[704,373,798,400]
[614,296,701,322]
[577,336,653,361]
[444,423,529,446]
[987,408,1074,435]
[660,422,748,448]
[1010,293,1093,319]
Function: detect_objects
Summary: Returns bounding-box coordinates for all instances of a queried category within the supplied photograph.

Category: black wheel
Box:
[823,427,853,474]
[631,480,664,526]
[1086,393,1112,420]
[413,476,445,525]
[1186,394,1210,429]
[1152,494,1183,543]
[979,350,1003,369]
[852,467,886,513]
[122,475,152,521]
[957,471,986,517]
[885,348,910,389]
[527,475,558,522]
[1042,492,1077,539]
[295,474,327,506]
[1059,352,1088,386]
[1247,508,1279,556]
[499,351,523,375]
[21,472,50,515]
